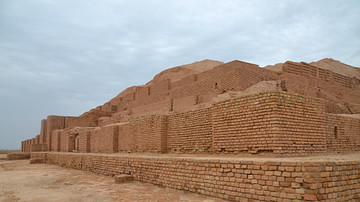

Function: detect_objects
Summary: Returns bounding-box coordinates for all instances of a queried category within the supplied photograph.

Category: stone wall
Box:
[31,152,360,202]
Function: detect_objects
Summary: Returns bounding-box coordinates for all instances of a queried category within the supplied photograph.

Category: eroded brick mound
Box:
[21,58,360,155]
[7,152,30,160]
[264,58,360,114]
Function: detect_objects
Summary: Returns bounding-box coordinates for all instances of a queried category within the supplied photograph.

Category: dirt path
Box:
[0,159,227,202]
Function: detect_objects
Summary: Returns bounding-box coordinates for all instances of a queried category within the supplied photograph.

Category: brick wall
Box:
[171,74,197,89]
[118,115,167,153]
[32,152,360,202]
[275,93,327,154]
[167,108,212,152]
[23,91,360,155]
[283,61,355,88]
[89,128,100,153]
[78,130,90,153]
[46,116,65,151]
[211,92,279,154]
[117,123,136,152]
[98,124,119,153]
[169,77,217,99]
[35,135,40,144]
[131,98,171,116]
[50,130,61,152]
[133,86,148,106]
[40,119,47,144]
[326,114,360,152]
[30,144,47,152]
[172,95,197,112]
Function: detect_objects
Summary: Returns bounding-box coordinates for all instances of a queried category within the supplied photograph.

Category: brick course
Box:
[31,152,360,202]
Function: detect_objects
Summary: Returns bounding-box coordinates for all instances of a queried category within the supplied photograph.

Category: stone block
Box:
[115,174,133,184]
[30,158,44,164]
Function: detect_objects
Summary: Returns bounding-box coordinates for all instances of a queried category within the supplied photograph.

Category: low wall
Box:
[31,152,360,201]
[7,152,30,160]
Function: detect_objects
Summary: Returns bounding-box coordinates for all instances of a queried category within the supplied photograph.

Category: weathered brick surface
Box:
[30,144,47,152]
[326,114,360,152]
[78,130,90,153]
[275,93,327,154]
[98,124,119,153]
[7,152,30,160]
[39,119,47,144]
[31,152,360,202]
[118,115,167,153]
[89,128,100,153]
[22,91,360,155]
[46,116,66,151]
[283,61,355,88]
[168,108,212,152]
[211,92,279,153]
[50,130,61,152]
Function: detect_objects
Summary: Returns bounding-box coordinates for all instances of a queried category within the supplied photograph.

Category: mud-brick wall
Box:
[283,61,317,77]
[98,125,119,153]
[50,130,61,152]
[89,128,100,153]
[118,123,136,152]
[32,152,360,202]
[60,130,72,152]
[169,77,217,99]
[46,116,65,152]
[118,115,167,153]
[35,135,40,144]
[39,119,47,144]
[78,130,90,153]
[217,65,278,93]
[167,108,212,152]
[275,93,327,154]
[30,144,47,152]
[326,114,360,152]
[211,92,279,153]
[22,139,31,152]
[283,61,354,88]
[170,75,197,89]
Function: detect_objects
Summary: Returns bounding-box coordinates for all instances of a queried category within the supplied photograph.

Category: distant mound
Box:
[149,59,224,83]
[263,63,283,72]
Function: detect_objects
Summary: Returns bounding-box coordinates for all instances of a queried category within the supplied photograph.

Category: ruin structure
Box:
[22,59,360,201]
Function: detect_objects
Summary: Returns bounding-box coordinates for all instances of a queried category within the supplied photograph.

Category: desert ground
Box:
[0,155,226,202]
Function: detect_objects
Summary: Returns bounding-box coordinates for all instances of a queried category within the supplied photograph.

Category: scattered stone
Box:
[29,158,44,164]
[115,175,133,184]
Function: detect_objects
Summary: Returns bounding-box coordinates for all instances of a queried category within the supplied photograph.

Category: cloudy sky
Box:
[0,0,359,149]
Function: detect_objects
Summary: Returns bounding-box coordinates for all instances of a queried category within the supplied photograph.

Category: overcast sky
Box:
[0,0,359,149]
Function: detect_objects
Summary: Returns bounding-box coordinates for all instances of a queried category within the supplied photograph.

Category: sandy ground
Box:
[0,158,227,202]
